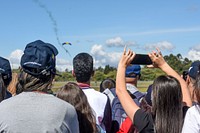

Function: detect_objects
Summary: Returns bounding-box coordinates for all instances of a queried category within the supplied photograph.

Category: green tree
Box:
[93,71,105,81]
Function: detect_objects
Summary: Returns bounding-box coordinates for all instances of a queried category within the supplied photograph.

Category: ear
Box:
[72,70,76,77]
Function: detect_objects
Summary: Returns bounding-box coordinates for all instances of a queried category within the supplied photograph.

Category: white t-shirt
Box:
[83,88,108,125]
[182,105,200,133]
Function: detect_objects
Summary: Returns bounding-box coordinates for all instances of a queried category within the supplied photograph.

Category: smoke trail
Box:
[32,0,71,56]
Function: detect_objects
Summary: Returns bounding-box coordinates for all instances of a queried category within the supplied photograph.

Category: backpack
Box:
[111,90,145,132]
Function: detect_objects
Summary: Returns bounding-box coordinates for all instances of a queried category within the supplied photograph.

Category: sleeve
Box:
[133,109,154,133]
[63,106,80,133]
[182,107,200,133]
[102,97,112,133]
[117,117,133,133]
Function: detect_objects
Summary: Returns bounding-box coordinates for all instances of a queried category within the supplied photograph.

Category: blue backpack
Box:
[111,90,145,132]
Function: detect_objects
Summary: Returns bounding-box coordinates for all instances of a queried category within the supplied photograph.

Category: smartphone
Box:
[131,54,152,65]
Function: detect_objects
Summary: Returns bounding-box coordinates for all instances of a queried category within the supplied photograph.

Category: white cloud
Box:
[106,37,137,47]
[91,44,106,56]
[56,58,72,72]
[144,41,175,51]
[91,44,122,68]
[188,44,200,61]
[8,49,23,69]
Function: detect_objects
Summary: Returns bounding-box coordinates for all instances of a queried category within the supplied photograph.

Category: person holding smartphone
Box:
[116,47,192,133]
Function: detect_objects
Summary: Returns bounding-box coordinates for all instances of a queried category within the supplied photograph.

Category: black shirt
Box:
[134,109,154,133]
[133,106,189,133]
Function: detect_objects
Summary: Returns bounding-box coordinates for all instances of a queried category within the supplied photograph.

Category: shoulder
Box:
[134,109,154,133]
[84,88,108,99]
[45,94,76,112]
[182,105,200,133]
[185,105,200,118]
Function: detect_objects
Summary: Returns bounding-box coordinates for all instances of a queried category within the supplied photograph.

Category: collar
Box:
[32,90,48,94]
[78,83,91,89]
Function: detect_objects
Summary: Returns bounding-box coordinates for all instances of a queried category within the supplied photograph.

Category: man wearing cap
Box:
[0,40,79,133]
[109,64,145,132]
[125,64,145,102]
[0,56,12,102]
[186,61,200,103]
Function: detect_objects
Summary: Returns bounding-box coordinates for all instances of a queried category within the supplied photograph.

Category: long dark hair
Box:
[57,82,97,133]
[152,75,183,133]
[0,74,6,102]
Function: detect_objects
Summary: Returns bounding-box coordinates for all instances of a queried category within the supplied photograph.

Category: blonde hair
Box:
[16,70,54,94]
[7,73,18,96]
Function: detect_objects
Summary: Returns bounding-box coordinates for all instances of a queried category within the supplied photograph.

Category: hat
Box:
[20,40,58,76]
[188,61,200,79]
[0,57,12,85]
[125,64,141,78]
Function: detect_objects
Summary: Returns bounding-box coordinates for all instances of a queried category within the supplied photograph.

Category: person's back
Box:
[73,52,112,133]
[0,92,77,133]
[0,40,79,133]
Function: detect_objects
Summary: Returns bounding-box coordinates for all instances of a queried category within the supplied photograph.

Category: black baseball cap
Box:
[0,56,12,85]
[20,40,58,77]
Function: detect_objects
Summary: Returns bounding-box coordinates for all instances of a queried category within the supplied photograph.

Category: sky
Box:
[1,0,200,71]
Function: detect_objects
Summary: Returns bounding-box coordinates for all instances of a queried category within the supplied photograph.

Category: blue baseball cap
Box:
[125,64,141,78]
[20,40,58,77]
[188,61,200,79]
[0,56,12,85]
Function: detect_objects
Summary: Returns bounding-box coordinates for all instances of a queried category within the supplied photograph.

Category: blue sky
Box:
[1,0,200,71]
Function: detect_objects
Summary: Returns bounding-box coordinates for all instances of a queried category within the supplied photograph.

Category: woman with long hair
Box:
[57,82,98,133]
[116,47,192,133]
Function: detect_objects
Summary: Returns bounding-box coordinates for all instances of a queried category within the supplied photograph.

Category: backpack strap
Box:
[103,88,117,106]
[133,91,146,103]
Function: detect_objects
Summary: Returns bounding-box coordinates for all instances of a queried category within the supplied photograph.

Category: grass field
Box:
[52,81,153,93]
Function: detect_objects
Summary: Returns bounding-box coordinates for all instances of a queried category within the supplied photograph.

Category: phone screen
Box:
[131,54,152,65]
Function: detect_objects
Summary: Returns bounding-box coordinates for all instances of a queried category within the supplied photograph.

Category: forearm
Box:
[116,64,140,122]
